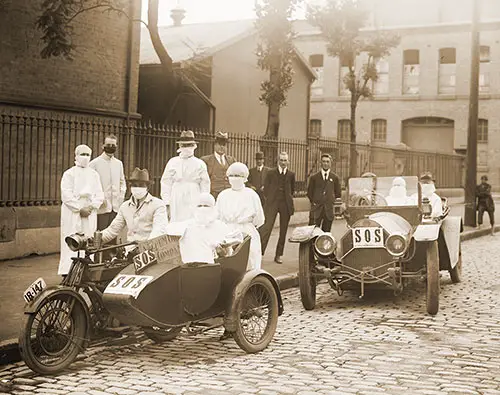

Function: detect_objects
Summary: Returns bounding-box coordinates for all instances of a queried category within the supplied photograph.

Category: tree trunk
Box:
[148,0,173,75]
[349,100,358,178]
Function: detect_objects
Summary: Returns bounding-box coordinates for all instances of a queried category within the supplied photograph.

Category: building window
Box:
[478,119,488,143]
[339,56,352,97]
[438,48,456,94]
[480,46,490,93]
[403,49,420,94]
[309,119,322,137]
[371,119,387,143]
[338,119,351,141]
[309,54,324,96]
[373,58,389,95]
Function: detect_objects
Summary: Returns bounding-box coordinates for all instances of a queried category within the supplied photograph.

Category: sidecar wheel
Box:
[426,241,440,316]
[19,294,87,374]
[143,327,182,343]
[299,243,316,310]
[233,276,279,353]
[449,245,462,283]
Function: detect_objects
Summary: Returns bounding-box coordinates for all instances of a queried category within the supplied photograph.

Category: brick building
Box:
[294,0,500,187]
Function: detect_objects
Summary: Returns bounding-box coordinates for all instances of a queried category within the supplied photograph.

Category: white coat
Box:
[216,187,265,270]
[89,153,126,213]
[160,156,211,222]
[59,166,104,275]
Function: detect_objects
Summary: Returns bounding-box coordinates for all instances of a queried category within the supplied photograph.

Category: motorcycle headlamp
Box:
[385,233,407,257]
[314,234,337,256]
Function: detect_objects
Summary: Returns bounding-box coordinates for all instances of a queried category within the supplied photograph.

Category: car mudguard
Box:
[224,270,284,332]
[414,223,441,241]
[441,216,462,268]
[289,225,324,243]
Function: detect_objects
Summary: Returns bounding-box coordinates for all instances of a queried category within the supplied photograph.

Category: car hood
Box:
[367,212,413,236]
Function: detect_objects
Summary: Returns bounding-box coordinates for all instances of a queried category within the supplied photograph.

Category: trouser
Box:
[308,207,333,233]
[478,206,494,226]
[260,200,291,257]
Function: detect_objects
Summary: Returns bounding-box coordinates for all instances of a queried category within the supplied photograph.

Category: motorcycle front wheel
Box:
[19,293,87,374]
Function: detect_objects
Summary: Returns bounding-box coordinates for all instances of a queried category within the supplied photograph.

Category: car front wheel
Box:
[299,243,317,310]
[426,240,440,315]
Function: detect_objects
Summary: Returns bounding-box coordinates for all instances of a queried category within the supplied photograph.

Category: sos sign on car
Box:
[352,227,384,248]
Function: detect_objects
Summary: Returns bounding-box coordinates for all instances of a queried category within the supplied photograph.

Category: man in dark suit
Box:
[259,152,295,264]
[247,151,270,208]
[201,131,236,199]
[307,154,341,232]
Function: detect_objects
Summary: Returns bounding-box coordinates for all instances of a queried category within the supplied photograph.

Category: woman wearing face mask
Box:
[59,144,104,275]
[216,162,265,270]
[160,130,211,222]
[386,177,412,206]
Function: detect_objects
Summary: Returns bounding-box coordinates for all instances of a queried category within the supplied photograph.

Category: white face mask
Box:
[390,185,407,199]
[228,176,246,191]
[75,155,90,167]
[178,146,196,158]
[194,207,216,225]
[421,183,436,198]
[131,187,148,200]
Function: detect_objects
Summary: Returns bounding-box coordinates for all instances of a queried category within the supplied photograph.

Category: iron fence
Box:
[0,111,466,206]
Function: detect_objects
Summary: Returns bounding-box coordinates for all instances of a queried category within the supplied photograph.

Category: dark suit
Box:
[259,168,295,257]
[307,170,341,232]
[201,154,236,199]
[247,166,270,207]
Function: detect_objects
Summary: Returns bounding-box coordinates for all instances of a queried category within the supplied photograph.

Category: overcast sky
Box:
[141,0,320,26]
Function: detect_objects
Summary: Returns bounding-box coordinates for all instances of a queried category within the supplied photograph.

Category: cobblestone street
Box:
[1,236,500,395]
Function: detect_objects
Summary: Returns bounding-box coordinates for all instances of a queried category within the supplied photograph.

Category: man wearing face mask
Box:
[160,130,211,222]
[386,177,412,206]
[216,162,265,270]
[202,131,236,199]
[101,168,168,245]
[89,134,126,232]
[414,172,443,218]
[59,145,104,275]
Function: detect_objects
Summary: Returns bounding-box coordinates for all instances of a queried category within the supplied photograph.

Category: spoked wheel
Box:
[233,276,279,353]
[426,240,440,315]
[449,245,462,283]
[299,243,316,310]
[19,293,87,374]
[143,327,182,343]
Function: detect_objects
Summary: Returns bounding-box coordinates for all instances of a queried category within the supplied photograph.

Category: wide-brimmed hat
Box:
[128,167,154,184]
[420,172,434,183]
[215,130,229,143]
[176,130,197,145]
[255,151,264,160]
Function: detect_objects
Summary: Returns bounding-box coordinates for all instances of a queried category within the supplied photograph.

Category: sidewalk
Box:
[1,199,499,363]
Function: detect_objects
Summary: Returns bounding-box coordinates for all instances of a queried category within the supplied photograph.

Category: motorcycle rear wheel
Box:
[19,294,87,374]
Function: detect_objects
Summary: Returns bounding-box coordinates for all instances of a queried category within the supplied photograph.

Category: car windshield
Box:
[348,176,420,207]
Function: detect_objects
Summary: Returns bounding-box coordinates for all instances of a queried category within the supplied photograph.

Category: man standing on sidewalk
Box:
[307,154,341,232]
[202,131,235,199]
[476,175,495,235]
[247,151,269,208]
[89,134,126,232]
[259,152,295,264]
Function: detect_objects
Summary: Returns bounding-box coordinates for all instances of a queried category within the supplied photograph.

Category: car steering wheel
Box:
[358,193,388,207]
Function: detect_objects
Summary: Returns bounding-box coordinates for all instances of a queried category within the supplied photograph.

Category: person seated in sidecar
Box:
[166,193,243,265]
[100,168,169,246]
[410,172,443,218]
[385,177,413,206]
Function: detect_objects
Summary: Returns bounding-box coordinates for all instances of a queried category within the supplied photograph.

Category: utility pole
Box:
[464,0,481,227]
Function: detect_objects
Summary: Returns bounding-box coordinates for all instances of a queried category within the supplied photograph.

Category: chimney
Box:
[171,7,186,27]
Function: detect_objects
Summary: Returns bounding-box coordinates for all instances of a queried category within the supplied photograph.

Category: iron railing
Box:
[0,112,466,206]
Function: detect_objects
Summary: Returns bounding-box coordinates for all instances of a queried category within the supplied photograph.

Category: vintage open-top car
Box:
[290,175,463,315]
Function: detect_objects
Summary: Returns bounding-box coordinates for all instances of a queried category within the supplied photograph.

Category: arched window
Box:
[371,119,387,143]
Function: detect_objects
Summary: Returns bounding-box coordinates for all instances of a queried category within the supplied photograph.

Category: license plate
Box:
[352,227,384,248]
[133,250,157,274]
[23,278,47,304]
[104,275,153,299]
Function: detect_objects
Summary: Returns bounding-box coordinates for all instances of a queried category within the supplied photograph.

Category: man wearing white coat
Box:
[216,162,265,270]
[59,144,104,275]
[89,134,126,231]
[160,130,211,222]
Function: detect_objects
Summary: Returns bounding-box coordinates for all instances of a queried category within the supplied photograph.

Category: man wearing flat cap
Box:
[476,175,495,235]
[202,131,236,199]
[247,151,270,207]
[101,168,169,244]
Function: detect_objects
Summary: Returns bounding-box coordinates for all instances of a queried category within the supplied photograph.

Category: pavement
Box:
[0,233,499,394]
[1,198,499,363]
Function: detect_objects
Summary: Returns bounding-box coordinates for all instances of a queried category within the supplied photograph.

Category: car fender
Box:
[23,286,91,339]
[224,270,283,332]
[289,225,324,243]
[414,223,441,241]
[441,216,462,267]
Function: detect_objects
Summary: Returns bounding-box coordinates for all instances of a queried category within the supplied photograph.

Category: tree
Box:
[308,0,399,177]
[255,0,300,139]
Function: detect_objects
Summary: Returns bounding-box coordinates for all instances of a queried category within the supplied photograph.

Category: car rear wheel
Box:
[299,243,316,310]
[449,245,462,283]
[426,240,440,315]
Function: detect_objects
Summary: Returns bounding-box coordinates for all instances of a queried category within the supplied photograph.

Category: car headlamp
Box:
[65,233,88,252]
[314,234,337,256]
[385,233,407,257]
[422,197,432,216]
